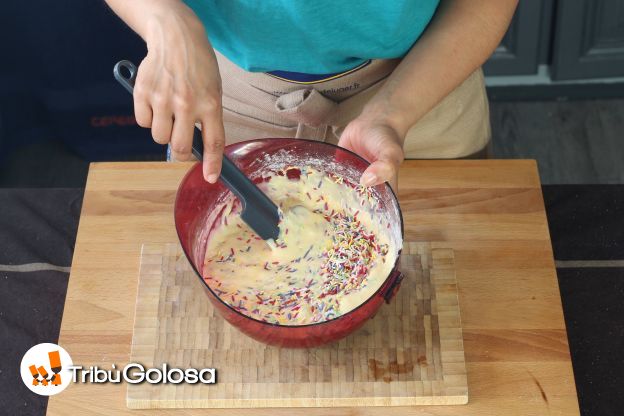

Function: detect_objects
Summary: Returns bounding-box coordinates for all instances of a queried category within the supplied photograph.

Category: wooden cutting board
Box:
[127,241,467,408]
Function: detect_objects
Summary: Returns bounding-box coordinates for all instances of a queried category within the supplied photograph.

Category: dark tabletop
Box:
[0,189,82,415]
[1,186,622,416]
[543,185,624,416]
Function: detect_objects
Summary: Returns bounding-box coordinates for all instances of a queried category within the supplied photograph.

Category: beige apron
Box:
[214,50,491,159]
[176,51,490,161]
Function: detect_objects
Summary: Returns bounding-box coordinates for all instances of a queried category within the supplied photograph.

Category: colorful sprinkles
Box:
[203,166,395,325]
[318,211,389,298]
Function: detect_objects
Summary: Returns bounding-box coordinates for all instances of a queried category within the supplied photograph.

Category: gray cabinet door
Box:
[483,0,548,76]
[552,0,624,80]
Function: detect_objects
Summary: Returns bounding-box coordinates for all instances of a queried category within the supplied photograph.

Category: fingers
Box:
[150,105,174,145]
[135,59,175,145]
[131,30,229,182]
[135,67,198,159]
[200,104,225,183]
[169,115,194,161]
[133,92,153,129]
[133,65,153,129]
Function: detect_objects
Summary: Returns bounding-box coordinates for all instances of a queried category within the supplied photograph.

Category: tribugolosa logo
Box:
[20,342,217,394]
[20,343,73,396]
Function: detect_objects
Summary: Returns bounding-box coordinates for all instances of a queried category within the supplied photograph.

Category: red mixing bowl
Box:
[174,138,404,348]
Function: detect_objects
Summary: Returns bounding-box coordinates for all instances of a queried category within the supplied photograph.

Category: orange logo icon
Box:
[28,350,63,387]
[20,343,72,396]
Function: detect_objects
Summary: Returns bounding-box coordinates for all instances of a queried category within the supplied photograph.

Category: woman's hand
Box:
[338,109,405,191]
[107,0,225,182]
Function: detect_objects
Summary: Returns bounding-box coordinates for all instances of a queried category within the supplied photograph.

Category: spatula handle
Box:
[113,60,136,95]
[190,127,276,214]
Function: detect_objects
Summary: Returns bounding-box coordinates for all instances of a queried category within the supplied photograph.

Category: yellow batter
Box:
[203,166,397,325]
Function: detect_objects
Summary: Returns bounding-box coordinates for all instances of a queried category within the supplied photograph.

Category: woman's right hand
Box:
[131,1,225,182]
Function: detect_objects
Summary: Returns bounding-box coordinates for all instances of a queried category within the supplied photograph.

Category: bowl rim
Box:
[174,137,405,328]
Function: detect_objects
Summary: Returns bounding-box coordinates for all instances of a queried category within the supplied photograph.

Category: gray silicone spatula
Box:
[113,60,280,241]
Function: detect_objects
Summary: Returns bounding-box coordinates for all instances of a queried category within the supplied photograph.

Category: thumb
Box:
[360,159,399,189]
[359,145,403,188]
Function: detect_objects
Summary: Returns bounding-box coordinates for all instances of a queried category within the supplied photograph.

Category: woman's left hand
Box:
[338,115,405,191]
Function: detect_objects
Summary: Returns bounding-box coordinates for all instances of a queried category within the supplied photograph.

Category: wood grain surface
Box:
[47,160,580,415]
[128,242,466,408]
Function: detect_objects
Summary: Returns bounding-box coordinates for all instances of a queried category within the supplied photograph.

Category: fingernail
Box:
[360,172,378,187]
[206,173,219,184]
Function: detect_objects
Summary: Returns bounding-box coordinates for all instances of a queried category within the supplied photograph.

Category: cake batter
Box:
[203,166,397,325]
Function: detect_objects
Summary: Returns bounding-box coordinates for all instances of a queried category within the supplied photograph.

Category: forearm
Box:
[363,0,518,138]
[104,0,204,42]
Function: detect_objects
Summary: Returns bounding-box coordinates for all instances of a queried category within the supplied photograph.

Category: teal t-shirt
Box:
[184,0,440,74]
